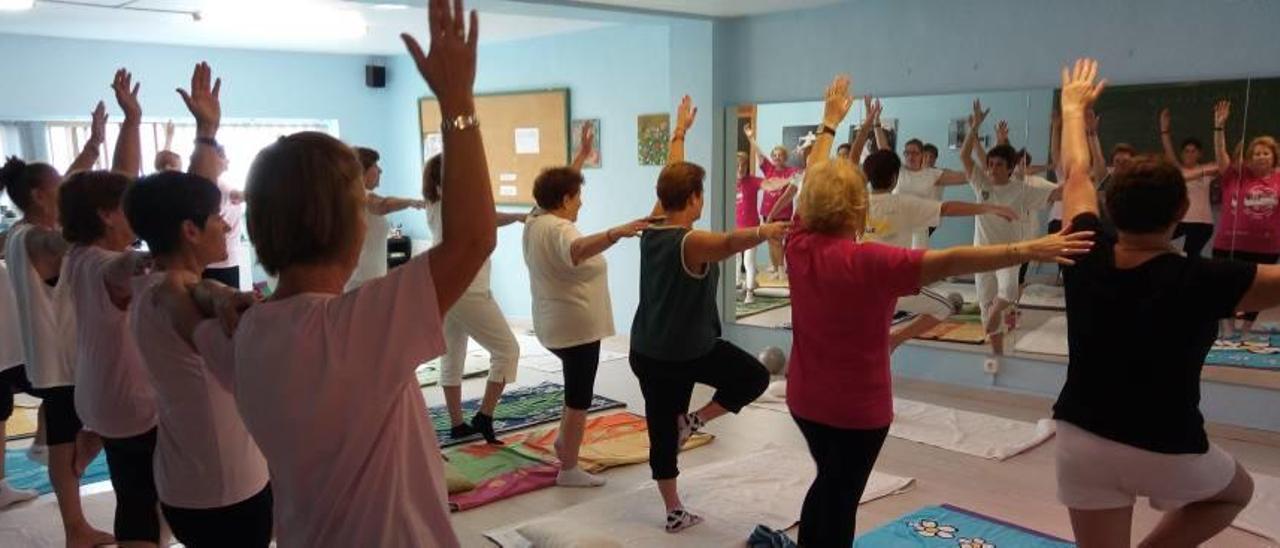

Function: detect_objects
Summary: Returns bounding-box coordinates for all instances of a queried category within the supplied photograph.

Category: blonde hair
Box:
[245,132,365,276]
[1249,136,1279,168]
[796,159,868,236]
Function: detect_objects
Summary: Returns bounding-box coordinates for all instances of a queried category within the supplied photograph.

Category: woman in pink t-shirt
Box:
[784,76,1093,546]
[735,152,763,299]
[1210,100,1280,340]
[746,124,802,279]
[233,4,496,546]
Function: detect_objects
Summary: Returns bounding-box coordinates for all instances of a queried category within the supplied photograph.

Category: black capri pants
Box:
[101,428,161,543]
[25,385,81,446]
[162,484,274,548]
[0,365,34,423]
[792,414,889,547]
[549,341,601,411]
[629,339,769,480]
[1213,248,1280,322]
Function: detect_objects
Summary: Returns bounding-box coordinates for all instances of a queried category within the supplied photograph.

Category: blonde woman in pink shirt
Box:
[233,2,493,546]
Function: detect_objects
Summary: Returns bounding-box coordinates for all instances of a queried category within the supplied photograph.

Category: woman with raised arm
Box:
[118,61,273,548]
[784,75,1090,547]
[345,146,426,291]
[1,101,114,545]
[60,68,168,548]
[523,120,650,487]
[1210,99,1280,343]
[1159,108,1218,258]
[154,120,182,173]
[744,123,799,281]
[1053,58,1265,548]
[232,1,493,545]
[629,95,777,533]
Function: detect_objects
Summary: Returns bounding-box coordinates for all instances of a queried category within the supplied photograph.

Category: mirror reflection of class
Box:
[730,77,1280,372]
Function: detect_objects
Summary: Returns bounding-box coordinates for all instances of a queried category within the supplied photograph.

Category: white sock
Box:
[556,466,605,487]
[0,480,37,509]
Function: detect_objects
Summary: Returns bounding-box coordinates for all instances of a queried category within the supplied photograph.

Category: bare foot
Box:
[66,524,114,548]
[72,432,102,478]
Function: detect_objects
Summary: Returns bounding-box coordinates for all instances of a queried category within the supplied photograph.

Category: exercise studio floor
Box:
[3,319,1278,547]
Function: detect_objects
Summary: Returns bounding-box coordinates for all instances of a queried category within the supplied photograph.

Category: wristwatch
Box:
[819,125,837,137]
[442,114,480,132]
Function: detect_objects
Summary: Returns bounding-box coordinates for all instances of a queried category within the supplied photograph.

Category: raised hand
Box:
[971,99,990,130]
[1085,108,1100,133]
[743,124,755,140]
[1214,100,1231,128]
[1060,58,1106,114]
[822,74,853,127]
[579,120,594,156]
[863,95,882,126]
[675,94,698,136]
[996,120,1009,144]
[1024,226,1095,266]
[177,62,222,136]
[88,101,107,147]
[1159,108,1171,134]
[402,0,478,117]
[111,68,141,121]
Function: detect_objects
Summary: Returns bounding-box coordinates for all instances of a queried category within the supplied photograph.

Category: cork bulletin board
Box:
[419,89,570,205]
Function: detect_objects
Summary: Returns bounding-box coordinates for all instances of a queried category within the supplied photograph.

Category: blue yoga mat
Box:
[1206,336,1280,371]
[854,504,1075,547]
[4,449,111,495]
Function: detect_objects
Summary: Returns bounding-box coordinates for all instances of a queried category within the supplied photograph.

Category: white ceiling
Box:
[546,0,844,18]
[0,0,614,55]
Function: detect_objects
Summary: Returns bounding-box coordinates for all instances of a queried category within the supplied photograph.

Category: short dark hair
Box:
[0,157,58,212]
[354,147,380,171]
[1180,138,1203,152]
[987,144,1018,168]
[124,171,222,256]
[836,143,851,154]
[862,149,901,191]
[1018,148,1033,165]
[59,171,131,245]
[532,167,584,211]
[1112,143,1137,158]
[904,138,924,151]
[922,143,939,157]
[424,154,442,203]
[1105,154,1187,234]
[656,162,705,211]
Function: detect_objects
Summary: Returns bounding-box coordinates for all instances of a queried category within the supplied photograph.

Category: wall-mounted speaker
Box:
[365,65,386,88]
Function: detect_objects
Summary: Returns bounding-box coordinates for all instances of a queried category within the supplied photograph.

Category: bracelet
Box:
[194,136,219,148]
[442,114,479,132]
[1214,127,1225,131]
[755,226,762,240]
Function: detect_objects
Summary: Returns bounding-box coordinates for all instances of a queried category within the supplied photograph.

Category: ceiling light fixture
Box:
[0,0,34,11]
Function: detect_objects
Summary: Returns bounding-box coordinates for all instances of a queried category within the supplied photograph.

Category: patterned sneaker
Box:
[677,412,705,448]
[665,508,704,533]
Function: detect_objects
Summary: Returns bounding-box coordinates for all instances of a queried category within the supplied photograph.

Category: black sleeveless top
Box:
[629,226,721,361]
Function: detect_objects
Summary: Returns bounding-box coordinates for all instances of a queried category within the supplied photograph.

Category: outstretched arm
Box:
[571,120,594,172]
[849,96,880,161]
[1213,100,1232,172]
[807,75,853,167]
[651,95,697,217]
[569,218,649,266]
[684,222,789,267]
[941,202,1018,221]
[66,102,106,176]
[959,99,988,175]
[919,231,1093,286]
[1086,110,1108,182]
[179,62,224,183]
[366,194,426,215]
[1060,58,1107,222]
[110,69,142,177]
[1159,108,1179,165]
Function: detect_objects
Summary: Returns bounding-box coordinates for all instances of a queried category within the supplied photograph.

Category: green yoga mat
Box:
[736,294,790,319]
[4,449,111,495]
[430,381,626,448]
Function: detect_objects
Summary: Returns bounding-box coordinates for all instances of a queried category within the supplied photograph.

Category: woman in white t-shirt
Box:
[233,4,496,543]
[345,147,425,291]
[424,154,523,444]
[523,126,649,487]
[1159,108,1220,258]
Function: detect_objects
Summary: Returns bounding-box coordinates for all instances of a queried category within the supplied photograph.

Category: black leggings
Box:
[1175,222,1214,258]
[629,340,769,480]
[0,365,33,422]
[25,386,80,445]
[162,484,274,548]
[101,428,161,543]
[1213,248,1280,322]
[793,414,889,547]
[549,341,601,411]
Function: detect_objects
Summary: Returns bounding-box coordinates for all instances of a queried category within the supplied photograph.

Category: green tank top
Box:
[630,226,721,361]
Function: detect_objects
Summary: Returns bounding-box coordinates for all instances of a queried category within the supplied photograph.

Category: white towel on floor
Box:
[484,446,914,547]
[1233,472,1280,545]
[1013,315,1069,357]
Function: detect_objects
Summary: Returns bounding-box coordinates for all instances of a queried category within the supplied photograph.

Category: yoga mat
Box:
[431,382,626,448]
[4,449,111,495]
[506,411,715,473]
[1233,472,1280,545]
[737,294,791,319]
[1019,283,1066,311]
[1207,336,1280,371]
[485,446,915,548]
[5,406,37,440]
[854,504,1075,547]
[1013,315,1069,357]
[443,443,558,511]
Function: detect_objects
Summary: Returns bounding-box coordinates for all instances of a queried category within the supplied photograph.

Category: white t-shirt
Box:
[346,205,390,291]
[234,254,456,547]
[968,167,1058,245]
[208,188,243,270]
[4,223,76,388]
[65,246,157,438]
[522,212,615,349]
[426,199,490,293]
[865,193,942,249]
[130,273,269,509]
[0,261,24,372]
[893,167,946,249]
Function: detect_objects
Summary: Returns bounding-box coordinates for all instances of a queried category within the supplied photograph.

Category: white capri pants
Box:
[974,265,1020,333]
[897,285,956,322]
[442,290,519,387]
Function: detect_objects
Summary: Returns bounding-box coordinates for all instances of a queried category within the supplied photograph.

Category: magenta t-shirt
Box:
[737,175,762,228]
[1214,167,1280,254]
[785,228,925,429]
[760,158,801,221]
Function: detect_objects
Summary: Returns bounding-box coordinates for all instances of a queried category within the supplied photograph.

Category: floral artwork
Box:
[571,118,601,168]
[637,113,670,166]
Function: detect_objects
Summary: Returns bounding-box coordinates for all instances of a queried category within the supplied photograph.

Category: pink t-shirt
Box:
[760,159,801,221]
[234,254,456,547]
[65,246,157,438]
[129,273,268,509]
[1214,167,1280,254]
[784,229,925,429]
[736,175,762,228]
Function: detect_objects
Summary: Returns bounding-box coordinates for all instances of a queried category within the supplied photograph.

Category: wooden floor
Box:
[3,323,1278,547]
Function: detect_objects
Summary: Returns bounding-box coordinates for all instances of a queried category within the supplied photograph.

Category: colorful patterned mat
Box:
[855,504,1075,547]
[430,382,626,448]
[736,294,791,319]
[4,449,111,495]
[1207,336,1280,371]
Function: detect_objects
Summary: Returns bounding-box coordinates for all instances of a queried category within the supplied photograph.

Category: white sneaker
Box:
[0,481,37,509]
[676,413,705,448]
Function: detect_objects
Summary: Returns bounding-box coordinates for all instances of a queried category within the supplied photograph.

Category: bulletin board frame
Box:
[419,88,570,206]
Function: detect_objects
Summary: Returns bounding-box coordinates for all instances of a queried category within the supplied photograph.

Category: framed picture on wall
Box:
[637,113,670,166]
[948,117,990,150]
[781,124,818,168]
[571,118,601,168]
